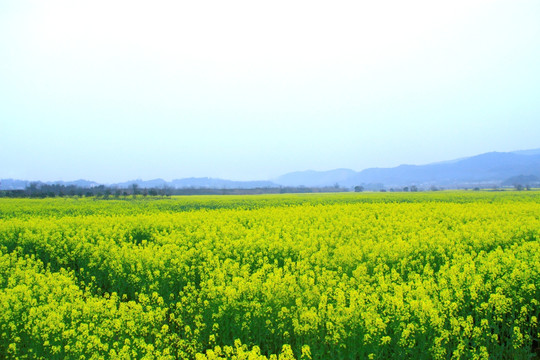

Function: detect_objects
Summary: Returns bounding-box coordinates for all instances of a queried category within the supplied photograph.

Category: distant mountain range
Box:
[0,177,276,191]
[0,179,101,191]
[112,178,276,190]
[275,149,540,188]
[2,148,540,190]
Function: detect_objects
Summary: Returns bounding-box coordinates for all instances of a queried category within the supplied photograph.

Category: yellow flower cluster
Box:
[0,191,538,359]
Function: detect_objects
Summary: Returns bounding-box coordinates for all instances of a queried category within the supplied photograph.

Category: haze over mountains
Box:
[276,149,540,189]
[2,149,540,190]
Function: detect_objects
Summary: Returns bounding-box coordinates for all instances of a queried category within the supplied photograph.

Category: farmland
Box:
[0,191,539,359]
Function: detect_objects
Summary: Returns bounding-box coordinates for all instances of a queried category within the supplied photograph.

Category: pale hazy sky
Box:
[1,1,539,183]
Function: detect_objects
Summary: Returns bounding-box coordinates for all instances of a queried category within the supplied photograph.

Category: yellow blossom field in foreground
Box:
[0,191,539,359]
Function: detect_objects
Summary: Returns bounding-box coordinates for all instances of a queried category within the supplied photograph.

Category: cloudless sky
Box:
[1,0,539,183]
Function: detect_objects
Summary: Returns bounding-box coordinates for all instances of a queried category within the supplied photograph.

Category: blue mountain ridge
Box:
[274,149,540,188]
[2,149,539,190]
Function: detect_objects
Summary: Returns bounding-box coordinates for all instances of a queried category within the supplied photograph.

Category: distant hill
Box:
[111,178,169,189]
[3,148,540,190]
[353,151,540,187]
[501,174,540,187]
[0,178,277,191]
[273,149,540,188]
[0,179,100,190]
[170,178,276,189]
[44,179,100,188]
[275,169,357,187]
[0,179,29,190]
[108,178,276,189]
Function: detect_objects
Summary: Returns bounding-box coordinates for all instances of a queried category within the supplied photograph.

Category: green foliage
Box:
[0,192,539,359]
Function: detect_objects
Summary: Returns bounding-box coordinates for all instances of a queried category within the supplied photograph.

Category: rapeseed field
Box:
[0,192,538,359]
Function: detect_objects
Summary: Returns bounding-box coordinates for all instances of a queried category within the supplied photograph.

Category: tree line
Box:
[0,182,350,198]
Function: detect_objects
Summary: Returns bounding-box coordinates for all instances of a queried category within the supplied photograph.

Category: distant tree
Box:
[354,186,364,192]
[514,184,524,191]
[430,186,439,191]
[403,186,409,192]
[473,187,480,191]
[132,184,139,198]
[410,185,418,192]
[27,182,40,197]
[162,185,173,197]
[95,185,105,198]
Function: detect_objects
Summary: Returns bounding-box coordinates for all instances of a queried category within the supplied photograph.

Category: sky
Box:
[1,0,539,183]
